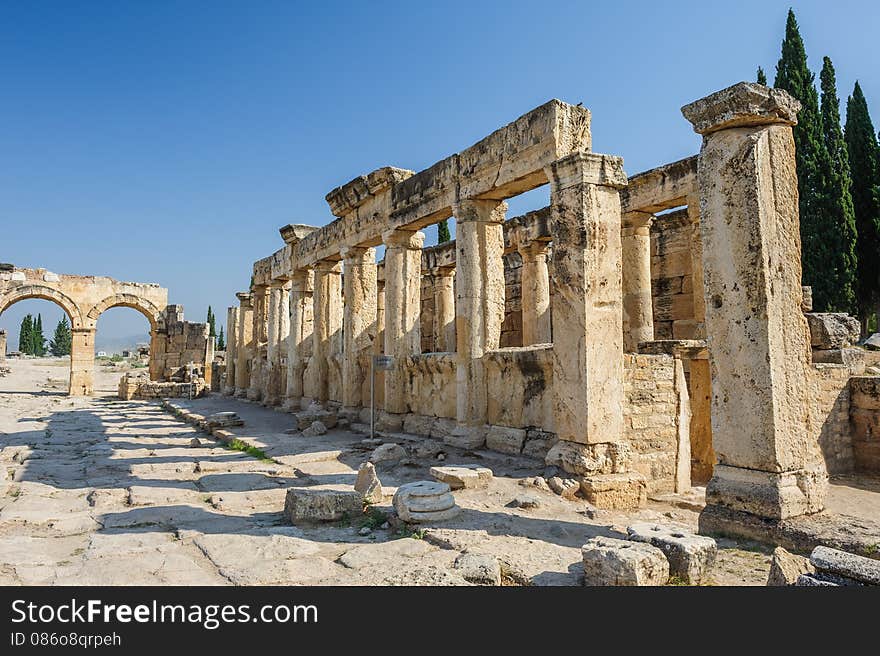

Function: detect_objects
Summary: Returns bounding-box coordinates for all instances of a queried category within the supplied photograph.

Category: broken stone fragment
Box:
[392,481,460,523]
[429,464,493,490]
[810,546,880,586]
[204,411,243,428]
[369,443,406,464]
[626,522,717,584]
[295,408,337,431]
[188,437,202,448]
[453,553,501,585]
[544,440,629,476]
[805,313,861,349]
[548,476,580,499]
[302,420,327,437]
[766,547,814,586]
[485,425,527,455]
[582,536,670,586]
[508,494,540,509]
[864,333,880,350]
[284,488,363,523]
[354,462,383,504]
[579,472,647,510]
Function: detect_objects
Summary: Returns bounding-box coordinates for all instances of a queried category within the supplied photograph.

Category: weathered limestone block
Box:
[581,536,669,586]
[444,425,486,450]
[626,522,717,584]
[402,413,435,437]
[354,462,383,504]
[810,546,880,586]
[453,553,501,586]
[205,412,243,429]
[545,441,629,476]
[430,464,493,490]
[805,313,861,349]
[284,489,363,523]
[622,211,655,352]
[341,246,377,412]
[767,547,814,586]
[392,481,460,523]
[548,476,580,499]
[296,407,338,431]
[302,421,327,437]
[579,472,647,510]
[485,425,527,455]
[370,443,406,463]
[682,82,827,520]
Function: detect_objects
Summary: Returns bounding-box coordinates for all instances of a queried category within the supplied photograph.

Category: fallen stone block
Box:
[626,522,717,584]
[205,411,243,428]
[796,573,839,587]
[454,553,501,585]
[579,472,647,510]
[582,536,669,586]
[548,476,580,499]
[354,462,383,504]
[805,313,861,349]
[296,408,337,431]
[370,443,406,464]
[429,464,493,490]
[393,481,460,523]
[508,494,541,509]
[284,489,363,523]
[302,421,328,437]
[485,425,526,455]
[865,332,880,350]
[767,546,814,586]
[810,545,880,586]
[443,425,486,450]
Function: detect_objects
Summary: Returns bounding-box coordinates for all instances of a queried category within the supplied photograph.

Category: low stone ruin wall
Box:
[809,364,856,475]
[118,372,207,400]
[850,376,880,473]
[406,353,456,419]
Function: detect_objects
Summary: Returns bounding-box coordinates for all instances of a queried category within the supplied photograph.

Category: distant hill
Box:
[94,333,150,354]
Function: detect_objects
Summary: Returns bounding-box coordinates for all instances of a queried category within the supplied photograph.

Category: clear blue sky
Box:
[2,0,878,349]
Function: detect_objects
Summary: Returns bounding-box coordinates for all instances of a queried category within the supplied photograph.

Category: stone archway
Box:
[87,294,166,383]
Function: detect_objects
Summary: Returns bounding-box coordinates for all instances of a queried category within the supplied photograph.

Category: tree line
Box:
[17,314,72,357]
[761,9,880,332]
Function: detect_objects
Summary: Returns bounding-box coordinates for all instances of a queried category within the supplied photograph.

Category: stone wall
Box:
[500,252,523,347]
[485,346,554,430]
[150,306,214,382]
[809,364,856,475]
[405,353,456,419]
[118,372,207,400]
[650,209,696,340]
[850,376,880,473]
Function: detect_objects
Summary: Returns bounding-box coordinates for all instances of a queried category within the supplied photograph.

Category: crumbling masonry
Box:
[222,82,880,533]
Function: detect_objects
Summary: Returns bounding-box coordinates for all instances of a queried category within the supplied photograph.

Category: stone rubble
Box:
[284,489,363,523]
[581,536,670,586]
[354,462,383,504]
[766,547,814,586]
[626,522,717,584]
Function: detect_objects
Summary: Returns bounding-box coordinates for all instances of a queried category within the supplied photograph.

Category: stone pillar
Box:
[265,283,289,406]
[372,279,386,409]
[234,292,253,396]
[310,259,342,405]
[432,267,456,352]
[284,269,313,410]
[687,194,707,340]
[148,328,164,381]
[69,328,95,396]
[682,82,827,522]
[223,306,239,395]
[382,229,424,416]
[248,285,270,401]
[452,200,506,445]
[518,238,552,345]
[542,152,646,509]
[341,246,377,414]
[0,330,6,362]
[621,211,654,352]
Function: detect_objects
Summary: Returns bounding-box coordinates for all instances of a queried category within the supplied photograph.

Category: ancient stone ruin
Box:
[217,81,880,541]
[0,268,213,397]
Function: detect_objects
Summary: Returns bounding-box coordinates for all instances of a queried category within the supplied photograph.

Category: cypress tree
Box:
[50,316,72,356]
[217,325,226,351]
[19,314,33,355]
[817,56,858,313]
[845,81,880,330]
[774,9,827,308]
[437,219,451,243]
[207,306,216,337]
[757,66,767,86]
[34,313,45,355]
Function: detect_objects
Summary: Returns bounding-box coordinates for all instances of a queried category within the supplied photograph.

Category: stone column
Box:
[451,200,506,446]
[382,229,424,416]
[341,246,377,415]
[265,283,289,406]
[543,152,646,509]
[234,292,253,396]
[0,330,6,362]
[284,269,313,410]
[621,211,654,352]
[682,82,827,522]
[432,267,456,352]
[310,259,342,405]
[518,238,552,345]
[69,328,95,396]
[248,285,270,401]
[223,306,239,395]
[372,279,386,409]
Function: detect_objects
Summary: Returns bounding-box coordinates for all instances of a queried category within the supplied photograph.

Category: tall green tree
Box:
[816,56,858,313]
[206,306,216,337]
[216,325,226,351]
[757,66,767,85]
[18,314,33,355]
[437,219,451,243]
[49,316,72,356]
[774,10,828,307]
[845,81,880,330]
[33,314,45,356]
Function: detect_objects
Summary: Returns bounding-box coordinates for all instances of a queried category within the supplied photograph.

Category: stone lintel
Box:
[235,292,253,306]
[638,339,708,360]
[325,166,415,218]
[545,152,627,192]
[620,156,698,214]
[279,223,319,244]
[453,199,508,224]
[681,82,801,136]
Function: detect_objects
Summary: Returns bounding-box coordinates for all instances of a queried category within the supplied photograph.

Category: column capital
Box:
[289,268,313,293]
[622,210,654,232]
[340,245,376,264]
[544,152,627,192]
[516,237,551,260]
[681,82,800,136]
[313,259,342,274]
[382,228,425,250]
[235,292,253,307]
[453,198,507,224]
